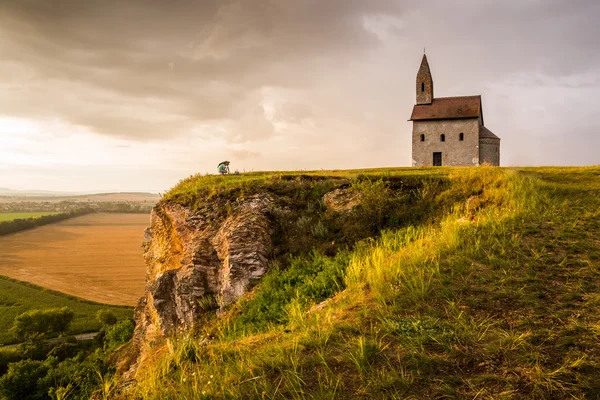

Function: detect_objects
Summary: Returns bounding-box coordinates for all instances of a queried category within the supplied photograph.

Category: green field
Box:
[0,212,61,222]
[0,275,133,345]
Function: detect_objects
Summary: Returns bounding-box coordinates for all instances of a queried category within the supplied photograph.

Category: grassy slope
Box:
[0,212,61,222]
[129,167,600,399]
[0,276,133,345]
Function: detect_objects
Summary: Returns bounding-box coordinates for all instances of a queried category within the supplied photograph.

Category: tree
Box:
[10,307,74,341]
[96,309,117,326]
[0,359,49,400]
[104,319,135,350]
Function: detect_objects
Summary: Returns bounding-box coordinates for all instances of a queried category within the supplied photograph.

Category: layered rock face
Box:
[134,193,275,345]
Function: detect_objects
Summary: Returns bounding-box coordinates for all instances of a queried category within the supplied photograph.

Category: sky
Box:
[0,0,599,192]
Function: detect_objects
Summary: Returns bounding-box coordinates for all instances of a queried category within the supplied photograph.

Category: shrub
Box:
[41,353,110,400]
[10,307,74,341]
[0,359,49,400]
[96,309,117,326]
[104,319,135,350]
[0,348,22,376]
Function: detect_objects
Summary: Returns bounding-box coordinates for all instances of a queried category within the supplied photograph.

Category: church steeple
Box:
[416,53,433,105]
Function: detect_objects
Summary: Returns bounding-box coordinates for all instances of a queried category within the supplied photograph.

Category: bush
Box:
[96,309,117,326]
[0,348,22,376]
[0,359,49,400]
[41,352,110,400]
[46,341,80,361]
[104,319,135,350]
[15,334,48,360]
[10,307,74,341]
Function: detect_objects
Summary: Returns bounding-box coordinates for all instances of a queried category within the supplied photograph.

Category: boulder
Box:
[323,187,362,213]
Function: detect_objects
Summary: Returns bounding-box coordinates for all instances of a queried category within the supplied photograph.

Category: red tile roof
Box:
[410,95,482,121]
[479,126,500,140]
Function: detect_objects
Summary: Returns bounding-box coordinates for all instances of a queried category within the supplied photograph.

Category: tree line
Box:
[0,209,93,236]
[1,201,154,214]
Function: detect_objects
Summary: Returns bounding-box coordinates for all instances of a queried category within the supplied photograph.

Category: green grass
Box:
[0,276,133,345]
[124,167,600,399]
[0,212,61,222]
[164,167,447,207]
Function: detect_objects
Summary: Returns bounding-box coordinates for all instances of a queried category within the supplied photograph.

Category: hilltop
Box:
[115,167,600,399]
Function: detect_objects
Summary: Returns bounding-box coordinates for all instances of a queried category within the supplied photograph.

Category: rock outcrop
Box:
[323,186,362,213]
[124,180,372,379]
[133,193,276,349]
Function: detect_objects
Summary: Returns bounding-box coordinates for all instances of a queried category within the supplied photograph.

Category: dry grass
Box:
[0,213,147,306]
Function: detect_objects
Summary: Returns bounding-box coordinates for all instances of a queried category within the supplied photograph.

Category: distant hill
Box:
[0,188,81,196]
[0,189,160,202]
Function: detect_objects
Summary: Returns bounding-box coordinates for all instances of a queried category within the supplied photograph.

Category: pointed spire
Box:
[419,53,430,72]
[416,53,433,105]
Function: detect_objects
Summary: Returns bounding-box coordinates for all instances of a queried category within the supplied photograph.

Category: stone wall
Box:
[479,138,500,166]
[412,119,480,166]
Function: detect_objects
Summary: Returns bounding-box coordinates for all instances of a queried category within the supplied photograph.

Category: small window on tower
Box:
[421,82,425,92]
[440,134,446,142]
[459,132,464,141]
[420,134,425,142]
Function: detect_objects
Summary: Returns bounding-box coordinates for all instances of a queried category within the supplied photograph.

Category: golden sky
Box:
[1,0,599,192]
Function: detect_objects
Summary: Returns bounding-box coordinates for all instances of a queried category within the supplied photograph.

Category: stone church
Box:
[410,54,500,166]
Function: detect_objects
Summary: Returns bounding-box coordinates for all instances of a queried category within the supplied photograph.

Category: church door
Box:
[433,152,442,166]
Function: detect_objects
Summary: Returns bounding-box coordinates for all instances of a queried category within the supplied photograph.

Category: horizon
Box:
[1,0,599,192]
[4,164,600,194]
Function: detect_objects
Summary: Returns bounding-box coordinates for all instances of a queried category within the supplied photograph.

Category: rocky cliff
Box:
[123,174,425,378]
[133,193,277,346]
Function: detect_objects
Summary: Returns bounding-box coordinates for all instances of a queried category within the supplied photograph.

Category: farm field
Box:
[0,275,132,345]
[0,212,61,222]
[0,213,148,306]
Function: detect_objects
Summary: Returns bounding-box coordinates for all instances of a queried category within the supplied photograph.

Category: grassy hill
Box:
[125,167,600,399]
[0,276,133,345]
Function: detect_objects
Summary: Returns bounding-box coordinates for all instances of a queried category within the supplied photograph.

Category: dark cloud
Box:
[0,0,404,140]
[0,0,598,171]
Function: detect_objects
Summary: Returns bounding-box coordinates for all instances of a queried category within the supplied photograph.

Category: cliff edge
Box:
[123,172,431,378]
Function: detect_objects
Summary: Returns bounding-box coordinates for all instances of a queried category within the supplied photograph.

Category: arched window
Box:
[440,134,445,142]
[420,134,425,142]
[421,82,425,92]
[459,132,464,141]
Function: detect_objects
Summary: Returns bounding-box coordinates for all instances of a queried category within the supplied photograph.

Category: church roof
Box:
[410,95,482,121]
[479,126,500,140]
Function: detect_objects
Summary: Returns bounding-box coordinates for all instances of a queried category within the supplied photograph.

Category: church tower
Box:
[416,54,433,105]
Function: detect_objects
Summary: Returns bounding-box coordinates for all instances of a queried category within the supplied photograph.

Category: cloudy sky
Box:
[0,0,599,192]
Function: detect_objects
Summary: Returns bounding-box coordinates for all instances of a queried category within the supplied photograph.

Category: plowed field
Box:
[0,213,148,305]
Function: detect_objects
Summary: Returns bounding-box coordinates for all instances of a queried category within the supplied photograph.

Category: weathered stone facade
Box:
[479,137,500,165]
[410,54,500,166]
[412,119,480,167]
